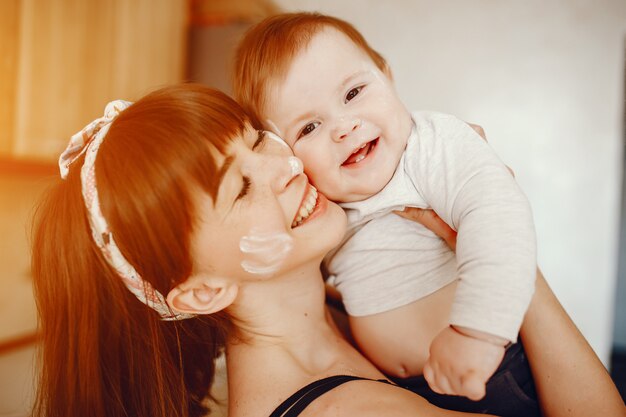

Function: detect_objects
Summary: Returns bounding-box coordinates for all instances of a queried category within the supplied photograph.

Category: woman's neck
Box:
[224,264,382,414]
[227,264,336,355]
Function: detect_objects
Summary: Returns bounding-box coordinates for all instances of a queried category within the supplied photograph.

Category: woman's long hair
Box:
[31,85,248,417]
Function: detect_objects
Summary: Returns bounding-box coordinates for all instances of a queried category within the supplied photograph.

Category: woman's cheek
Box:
[239,227,294,276]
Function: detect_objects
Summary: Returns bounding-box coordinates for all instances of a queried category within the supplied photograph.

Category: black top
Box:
[269,375,392,417]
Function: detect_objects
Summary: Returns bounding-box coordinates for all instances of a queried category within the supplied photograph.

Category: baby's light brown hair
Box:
[233,12,388,129]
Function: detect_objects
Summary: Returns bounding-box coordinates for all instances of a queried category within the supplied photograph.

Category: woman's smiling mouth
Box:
[292,184,319,228]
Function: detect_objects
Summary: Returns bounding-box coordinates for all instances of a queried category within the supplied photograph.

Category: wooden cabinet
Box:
[0,0,188,162]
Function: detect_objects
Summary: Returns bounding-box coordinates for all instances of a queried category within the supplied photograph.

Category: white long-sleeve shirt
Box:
[324,111,536,342]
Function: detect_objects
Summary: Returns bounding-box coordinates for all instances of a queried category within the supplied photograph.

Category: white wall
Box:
[275,0,626,364]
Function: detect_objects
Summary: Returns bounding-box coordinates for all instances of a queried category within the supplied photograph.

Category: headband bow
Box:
[59,100,132,179]
[59,100,193,321]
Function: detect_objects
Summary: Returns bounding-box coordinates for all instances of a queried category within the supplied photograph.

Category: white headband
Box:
[59,100,193,321]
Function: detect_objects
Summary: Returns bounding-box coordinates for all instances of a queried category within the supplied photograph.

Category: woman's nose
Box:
[332,117,361,143]
[258,154,303,193]
[276,156,303,192]
[264,131,292,153]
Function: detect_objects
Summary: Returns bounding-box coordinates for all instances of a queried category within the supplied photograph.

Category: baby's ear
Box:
[166,276,238,315]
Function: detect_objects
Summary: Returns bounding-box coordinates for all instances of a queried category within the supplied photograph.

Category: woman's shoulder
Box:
[232,373,484,417]
[294,377,437,417]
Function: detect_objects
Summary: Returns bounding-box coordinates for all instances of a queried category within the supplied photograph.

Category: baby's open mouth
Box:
[291,184,319,228]
[342,138,379,166]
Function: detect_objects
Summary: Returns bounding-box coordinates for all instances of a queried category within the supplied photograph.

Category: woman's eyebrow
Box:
[252,130,267,150]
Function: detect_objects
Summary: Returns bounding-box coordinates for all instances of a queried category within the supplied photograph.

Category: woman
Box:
[31,84,477,417]
[31,84,623,417]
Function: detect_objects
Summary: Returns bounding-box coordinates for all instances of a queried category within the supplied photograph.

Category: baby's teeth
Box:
[355,154,365,163]
[299,207,309,218]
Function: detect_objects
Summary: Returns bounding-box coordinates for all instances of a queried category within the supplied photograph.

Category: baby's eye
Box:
[345,86,364,103]
[297,122,320,140]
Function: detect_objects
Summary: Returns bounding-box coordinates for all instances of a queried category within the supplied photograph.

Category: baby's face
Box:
[263,28,412,203]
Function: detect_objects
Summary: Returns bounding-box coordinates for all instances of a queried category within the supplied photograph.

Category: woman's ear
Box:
[166,276,238,315]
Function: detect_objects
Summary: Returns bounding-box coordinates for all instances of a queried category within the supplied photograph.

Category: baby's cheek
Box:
[300,153,327,178]
[294,147,342,199]
[303,165,330,191]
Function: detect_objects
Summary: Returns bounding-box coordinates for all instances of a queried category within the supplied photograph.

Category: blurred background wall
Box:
[0,1,189,415]
[1,0,625,415]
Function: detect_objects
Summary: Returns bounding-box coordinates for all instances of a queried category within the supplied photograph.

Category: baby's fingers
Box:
[394,208,457,251]
[424,362,454,396]
[422,362,440,392]
[467,123,487,141]
[460,372,487,401]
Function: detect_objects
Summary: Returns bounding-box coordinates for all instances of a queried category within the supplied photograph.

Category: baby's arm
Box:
[395,208,511,399]
[407,112,537,398]
[398,206,625,415]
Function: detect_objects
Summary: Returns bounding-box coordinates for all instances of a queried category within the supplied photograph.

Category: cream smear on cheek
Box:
[238,149,302,276]
[366,69,398,112]
[239,229,294,276]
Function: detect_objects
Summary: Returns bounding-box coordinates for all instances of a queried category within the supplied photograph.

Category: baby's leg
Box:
[521,270,625,417]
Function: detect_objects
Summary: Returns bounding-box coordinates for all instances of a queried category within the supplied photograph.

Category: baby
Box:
[233,12,538,413]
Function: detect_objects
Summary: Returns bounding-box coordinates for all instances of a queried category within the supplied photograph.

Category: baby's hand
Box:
[423,326,507,400]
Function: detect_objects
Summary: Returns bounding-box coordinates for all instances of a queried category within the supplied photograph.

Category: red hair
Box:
[31,84,248,417]
[233,12,388,128]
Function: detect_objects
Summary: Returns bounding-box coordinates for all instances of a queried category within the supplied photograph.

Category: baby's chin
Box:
[330,182,389,204]
[344,168,399,203]
[313,160,395,203]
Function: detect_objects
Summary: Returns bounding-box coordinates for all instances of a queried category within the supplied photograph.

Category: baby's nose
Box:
[333,117,361,142]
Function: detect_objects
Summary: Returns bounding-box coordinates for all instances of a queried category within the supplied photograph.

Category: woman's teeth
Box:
[292,186,318,228]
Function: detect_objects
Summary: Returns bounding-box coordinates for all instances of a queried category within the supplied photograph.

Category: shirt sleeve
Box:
[406,112,536,342]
